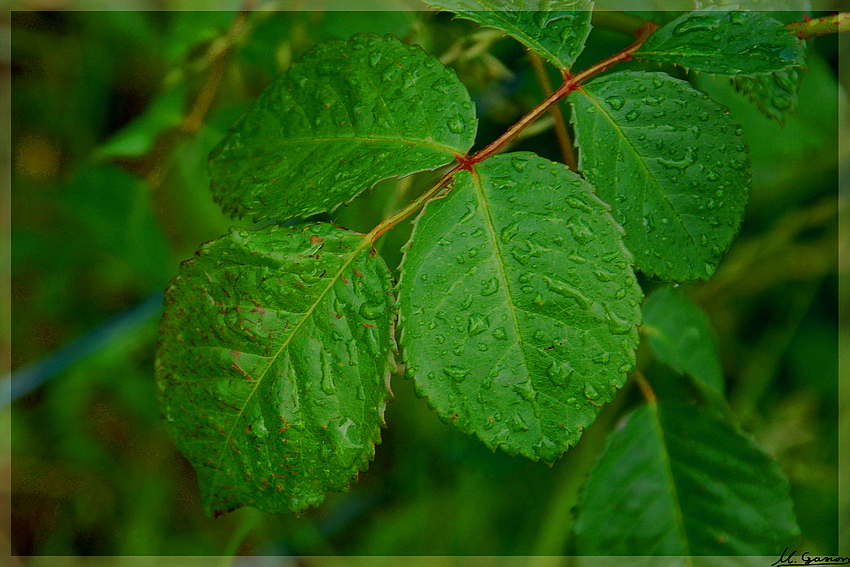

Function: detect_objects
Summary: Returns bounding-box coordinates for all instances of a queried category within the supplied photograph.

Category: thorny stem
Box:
[181,11,249,134]
[469,21,657,166]
[366,21,658,244]
[786,12,850,39]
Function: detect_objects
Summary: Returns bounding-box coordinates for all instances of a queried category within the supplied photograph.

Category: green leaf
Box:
[569,71,750,281]
[155,223,394,515]
[430,0,593,70]
[642,286,724,396]
[733,67,805,125]
[398,153,641,462]
[94,85,187,160]
[574,403,800,555]
[634,9,807,125]
[635,9,806,76]
[208,34,477,222]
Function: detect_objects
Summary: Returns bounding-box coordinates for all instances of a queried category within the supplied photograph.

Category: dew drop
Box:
[511,413,529,432]
[320,351,335,395]
[514,380,536,402]
[492,327,508,340]
[359,301,384,320]
[592,351,611,364]
[447,118,464,134]
[603,304,633,335]
[468,314,490,337]
[460,295,474,310]
[443,366,470,382]
[771,93,792,110]
[584,382,600,400]
[625,110,640,122]
[544,275,592,309]
[729,159,746,171]
[568,220,595,245]
[481,277,499,296]
[604,96,625,110]
[511,155,527,172]
[500,221,520,244]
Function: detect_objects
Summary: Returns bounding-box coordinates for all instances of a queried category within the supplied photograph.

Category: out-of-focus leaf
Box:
[94,86,187,160]
[209,33,477,222]
[574,403,800,555]
[60,164,171,286]
[570,70,750,281]
[398,153,641,462]
[642,285,724,396]
[156,223,394,515]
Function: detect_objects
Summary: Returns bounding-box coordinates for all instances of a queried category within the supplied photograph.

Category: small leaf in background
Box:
[60,163,172,288]
[574,403,800,556]
[428,0,593,71]
[156,223,395,515]
[209,33,478,222]
[398,153,641,462]
[635,9,805,76]
[642,285,724,396]
[570,70,750,281]
[94,85,187,160]
[635,9,806,124]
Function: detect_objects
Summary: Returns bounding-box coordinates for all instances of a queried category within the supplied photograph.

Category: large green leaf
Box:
[573,403,800,556]
[642,285,723,396]
[635,9,806,76]
[634,9,807,125]
[570,71,750,281]
[398,153,641,462]
[430,0,593,70]
[155,223,394,515]
[208,33,477,222]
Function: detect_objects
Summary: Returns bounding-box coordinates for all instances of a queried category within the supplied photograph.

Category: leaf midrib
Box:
[209,234,373,496]
[469,168,540,417]
[576,83,704,261]
[649,403,693,561]
[233,135,463,159]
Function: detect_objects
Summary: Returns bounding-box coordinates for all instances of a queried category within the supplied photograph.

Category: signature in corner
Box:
[772,547,850,567]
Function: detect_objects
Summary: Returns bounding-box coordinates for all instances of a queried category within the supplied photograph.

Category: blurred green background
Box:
[6,7,847,561]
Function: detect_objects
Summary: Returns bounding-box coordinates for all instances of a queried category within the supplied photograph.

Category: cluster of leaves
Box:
[155,5,811,555]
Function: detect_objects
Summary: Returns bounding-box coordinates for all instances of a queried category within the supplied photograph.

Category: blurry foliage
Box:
[8,8,845,559]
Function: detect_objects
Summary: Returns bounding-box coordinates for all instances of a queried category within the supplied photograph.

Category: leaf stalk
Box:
[786,12,850,39]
